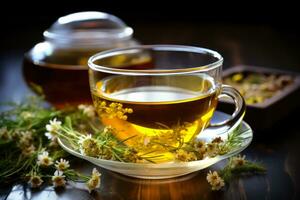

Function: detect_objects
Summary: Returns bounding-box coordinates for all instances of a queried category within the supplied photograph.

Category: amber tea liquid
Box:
[23,49,96,108]
[92,74,219,162]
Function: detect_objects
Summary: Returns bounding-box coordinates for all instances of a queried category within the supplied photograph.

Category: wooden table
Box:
[1,22,300,200]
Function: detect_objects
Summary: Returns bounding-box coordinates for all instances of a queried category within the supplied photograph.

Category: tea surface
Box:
[92,74,219,162]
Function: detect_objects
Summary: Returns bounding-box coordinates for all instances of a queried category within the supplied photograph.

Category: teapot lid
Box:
[43,11,133,47]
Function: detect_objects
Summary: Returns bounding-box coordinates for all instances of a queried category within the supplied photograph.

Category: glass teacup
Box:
[88,45,245,162]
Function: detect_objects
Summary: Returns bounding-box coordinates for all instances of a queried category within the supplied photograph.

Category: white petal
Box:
[46,124,52,132]
[45,132,52,139]
[86,134,92,139]
[54,170,64,176]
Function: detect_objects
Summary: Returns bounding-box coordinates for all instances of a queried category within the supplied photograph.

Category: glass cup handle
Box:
[209,85,246,133]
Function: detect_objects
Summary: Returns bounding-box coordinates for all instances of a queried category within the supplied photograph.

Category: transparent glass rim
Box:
[88,45,223,75]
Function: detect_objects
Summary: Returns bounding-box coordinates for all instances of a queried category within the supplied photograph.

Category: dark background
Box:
[1,1,300,67]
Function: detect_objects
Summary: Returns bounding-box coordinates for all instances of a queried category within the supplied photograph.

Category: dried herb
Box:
[223,72,293,105]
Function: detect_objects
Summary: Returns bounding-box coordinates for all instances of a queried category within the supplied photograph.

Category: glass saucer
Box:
[58,111,253,179]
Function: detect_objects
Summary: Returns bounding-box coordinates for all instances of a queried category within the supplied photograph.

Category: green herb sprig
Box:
[0,96,100,192]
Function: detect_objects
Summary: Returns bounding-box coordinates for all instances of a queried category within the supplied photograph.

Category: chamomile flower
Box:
[79,134,92,144]
[37,151,53,167]
[206,170,225,190]
[11,130,21,140]
[78,104,95,118]
[123,149,141,163]
[92,168,101,177]
[52,170,66,188]
[205,143,218,157]
[79,134,101,157]
[55,158,70,171]
[211,178,225,191]
[45,118,61,139]
[18,131,33,148]
[175,149,197,162]
[231,155,246,168]
[86,168,101,193]
[207,171,220,184]
[22,144,36,157]
[194,140,206,154]
[98,101,132,120]
[28,173,43,188]
[0,127,10,141]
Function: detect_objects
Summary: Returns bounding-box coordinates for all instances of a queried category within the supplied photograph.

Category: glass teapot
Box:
[23,11,139,108]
